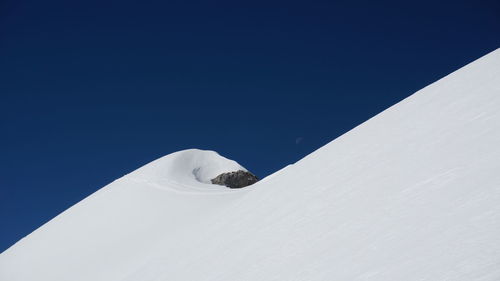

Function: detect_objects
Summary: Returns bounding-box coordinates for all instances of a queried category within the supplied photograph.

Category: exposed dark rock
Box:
[211,170,259,188]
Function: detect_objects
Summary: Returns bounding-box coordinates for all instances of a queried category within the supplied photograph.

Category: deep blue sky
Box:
[1,0,499,252]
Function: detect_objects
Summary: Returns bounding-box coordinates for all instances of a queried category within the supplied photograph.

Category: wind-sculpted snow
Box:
[1,49,500,281]
[125,149,249,192]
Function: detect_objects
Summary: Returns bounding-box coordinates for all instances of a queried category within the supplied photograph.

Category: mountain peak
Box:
[126,149,250,188]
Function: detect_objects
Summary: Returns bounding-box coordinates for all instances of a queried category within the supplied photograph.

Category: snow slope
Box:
[1,49,500,281]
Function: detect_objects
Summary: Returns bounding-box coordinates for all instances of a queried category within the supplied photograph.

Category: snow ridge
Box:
[1,49,500,281]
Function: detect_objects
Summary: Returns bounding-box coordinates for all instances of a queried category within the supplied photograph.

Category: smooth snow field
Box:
[1,49,500,281]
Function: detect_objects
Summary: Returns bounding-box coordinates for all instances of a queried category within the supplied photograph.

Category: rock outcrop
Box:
[211,170,258,188]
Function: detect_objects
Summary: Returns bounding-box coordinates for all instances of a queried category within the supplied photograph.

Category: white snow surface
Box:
[128,149,248,188]
[1,49,500,281]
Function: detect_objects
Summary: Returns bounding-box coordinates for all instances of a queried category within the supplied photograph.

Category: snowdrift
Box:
[1,49,500,281]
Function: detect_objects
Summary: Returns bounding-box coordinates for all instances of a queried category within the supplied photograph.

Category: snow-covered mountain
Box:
[1,49,500,281]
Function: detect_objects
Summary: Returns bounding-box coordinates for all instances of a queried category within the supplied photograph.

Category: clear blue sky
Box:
[0,0,499,252]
